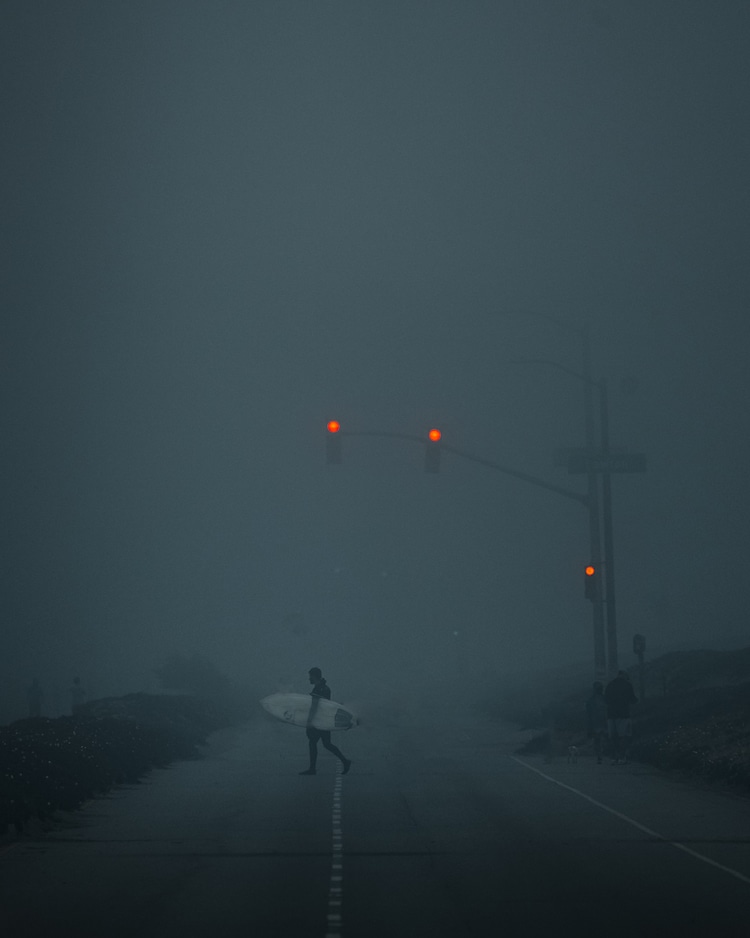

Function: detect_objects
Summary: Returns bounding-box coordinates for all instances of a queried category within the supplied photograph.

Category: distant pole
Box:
[638,656,646,702]
[633,634,646,701]
[583,327,607,682]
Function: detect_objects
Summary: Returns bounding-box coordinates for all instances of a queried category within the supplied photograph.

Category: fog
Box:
[2,2,749,721]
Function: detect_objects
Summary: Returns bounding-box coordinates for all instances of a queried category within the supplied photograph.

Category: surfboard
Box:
[260,693,357,731]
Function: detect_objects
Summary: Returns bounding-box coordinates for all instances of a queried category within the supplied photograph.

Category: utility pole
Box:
[599,378,618,676]
[582,327,607,682]
[514,330,645,682]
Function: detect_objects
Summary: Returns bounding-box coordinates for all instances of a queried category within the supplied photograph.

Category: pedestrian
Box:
[70,676,86,715]
[27,678,43,718]
[604,670,638,764]
[585,681,607,764]
[299,668,352,776]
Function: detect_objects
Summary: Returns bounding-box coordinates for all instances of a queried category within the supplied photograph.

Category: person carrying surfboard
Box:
[299,668,352,776]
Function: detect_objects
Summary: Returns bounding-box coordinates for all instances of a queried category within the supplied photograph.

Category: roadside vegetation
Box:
[475,648,750,792]
[0,692,254,837]
[0,657,255,838]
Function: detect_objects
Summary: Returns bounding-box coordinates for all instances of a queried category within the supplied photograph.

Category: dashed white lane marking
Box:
[325,770,345,938]
[512,756,750,886]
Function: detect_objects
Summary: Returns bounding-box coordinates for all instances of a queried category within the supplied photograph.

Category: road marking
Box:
[511,756,750,886]
[325,768,345,938]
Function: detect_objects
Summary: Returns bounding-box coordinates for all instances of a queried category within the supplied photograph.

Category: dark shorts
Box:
[306,727,330,742]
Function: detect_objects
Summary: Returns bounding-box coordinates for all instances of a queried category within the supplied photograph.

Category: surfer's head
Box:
[308,667,322,683]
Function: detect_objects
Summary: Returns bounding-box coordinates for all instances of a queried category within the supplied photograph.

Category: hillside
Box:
[476,647,750,792]
[642,647,750,694]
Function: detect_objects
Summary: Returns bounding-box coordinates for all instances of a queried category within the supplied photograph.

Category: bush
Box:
[0,693,242,836]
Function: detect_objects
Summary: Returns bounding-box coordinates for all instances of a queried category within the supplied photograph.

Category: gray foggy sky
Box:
[2,1,749,717]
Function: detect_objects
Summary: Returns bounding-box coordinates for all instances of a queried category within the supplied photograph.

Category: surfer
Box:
[299,668,352,776]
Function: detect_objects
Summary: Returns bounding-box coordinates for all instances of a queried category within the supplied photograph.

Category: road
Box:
[2,703,750,936]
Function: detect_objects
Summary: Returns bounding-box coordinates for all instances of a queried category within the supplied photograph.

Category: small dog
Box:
[567,745,579,763]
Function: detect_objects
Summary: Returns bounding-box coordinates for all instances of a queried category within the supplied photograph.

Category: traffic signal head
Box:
[584,564,597,601]
[424,429,442,473]
[326,420,342,464]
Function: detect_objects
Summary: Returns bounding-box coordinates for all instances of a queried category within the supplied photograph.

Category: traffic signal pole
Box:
[325,405,618,683]
[514,338,607,680]
[599,377,618,676]
[582,328,608,682]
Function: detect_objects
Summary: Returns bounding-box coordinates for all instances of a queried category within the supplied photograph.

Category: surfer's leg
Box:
[306,728,319,771]
[320,731,346,763]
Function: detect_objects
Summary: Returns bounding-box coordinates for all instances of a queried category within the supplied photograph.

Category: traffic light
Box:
[584,564,597,601]
[326,420,342,464]
[424,428,441,473]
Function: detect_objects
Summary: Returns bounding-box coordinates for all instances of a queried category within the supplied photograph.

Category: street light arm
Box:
[495,309,584,339]
[509,358,601,392]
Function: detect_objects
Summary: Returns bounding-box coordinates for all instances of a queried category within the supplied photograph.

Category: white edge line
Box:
[511,756,750,886]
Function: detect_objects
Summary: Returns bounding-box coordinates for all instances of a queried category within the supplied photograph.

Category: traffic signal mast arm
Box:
[332,428,588,508]
[439,443,589,507]
[338,430,430,445]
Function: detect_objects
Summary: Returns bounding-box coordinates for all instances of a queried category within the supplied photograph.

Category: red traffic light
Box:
[425,429,441,473]
[326,421,342,464]
[584,564,597,601]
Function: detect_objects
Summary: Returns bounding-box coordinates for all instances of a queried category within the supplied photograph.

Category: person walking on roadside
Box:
[586,681,608,764]
[604,670,638,764]
[299,668,352,776]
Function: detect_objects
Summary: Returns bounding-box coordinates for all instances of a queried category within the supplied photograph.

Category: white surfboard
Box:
[260,693,357,731]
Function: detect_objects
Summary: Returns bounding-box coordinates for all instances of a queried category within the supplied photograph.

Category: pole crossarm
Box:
[341,431,588,507]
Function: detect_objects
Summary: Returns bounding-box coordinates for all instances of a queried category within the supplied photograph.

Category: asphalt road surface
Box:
[3,703,750,937]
